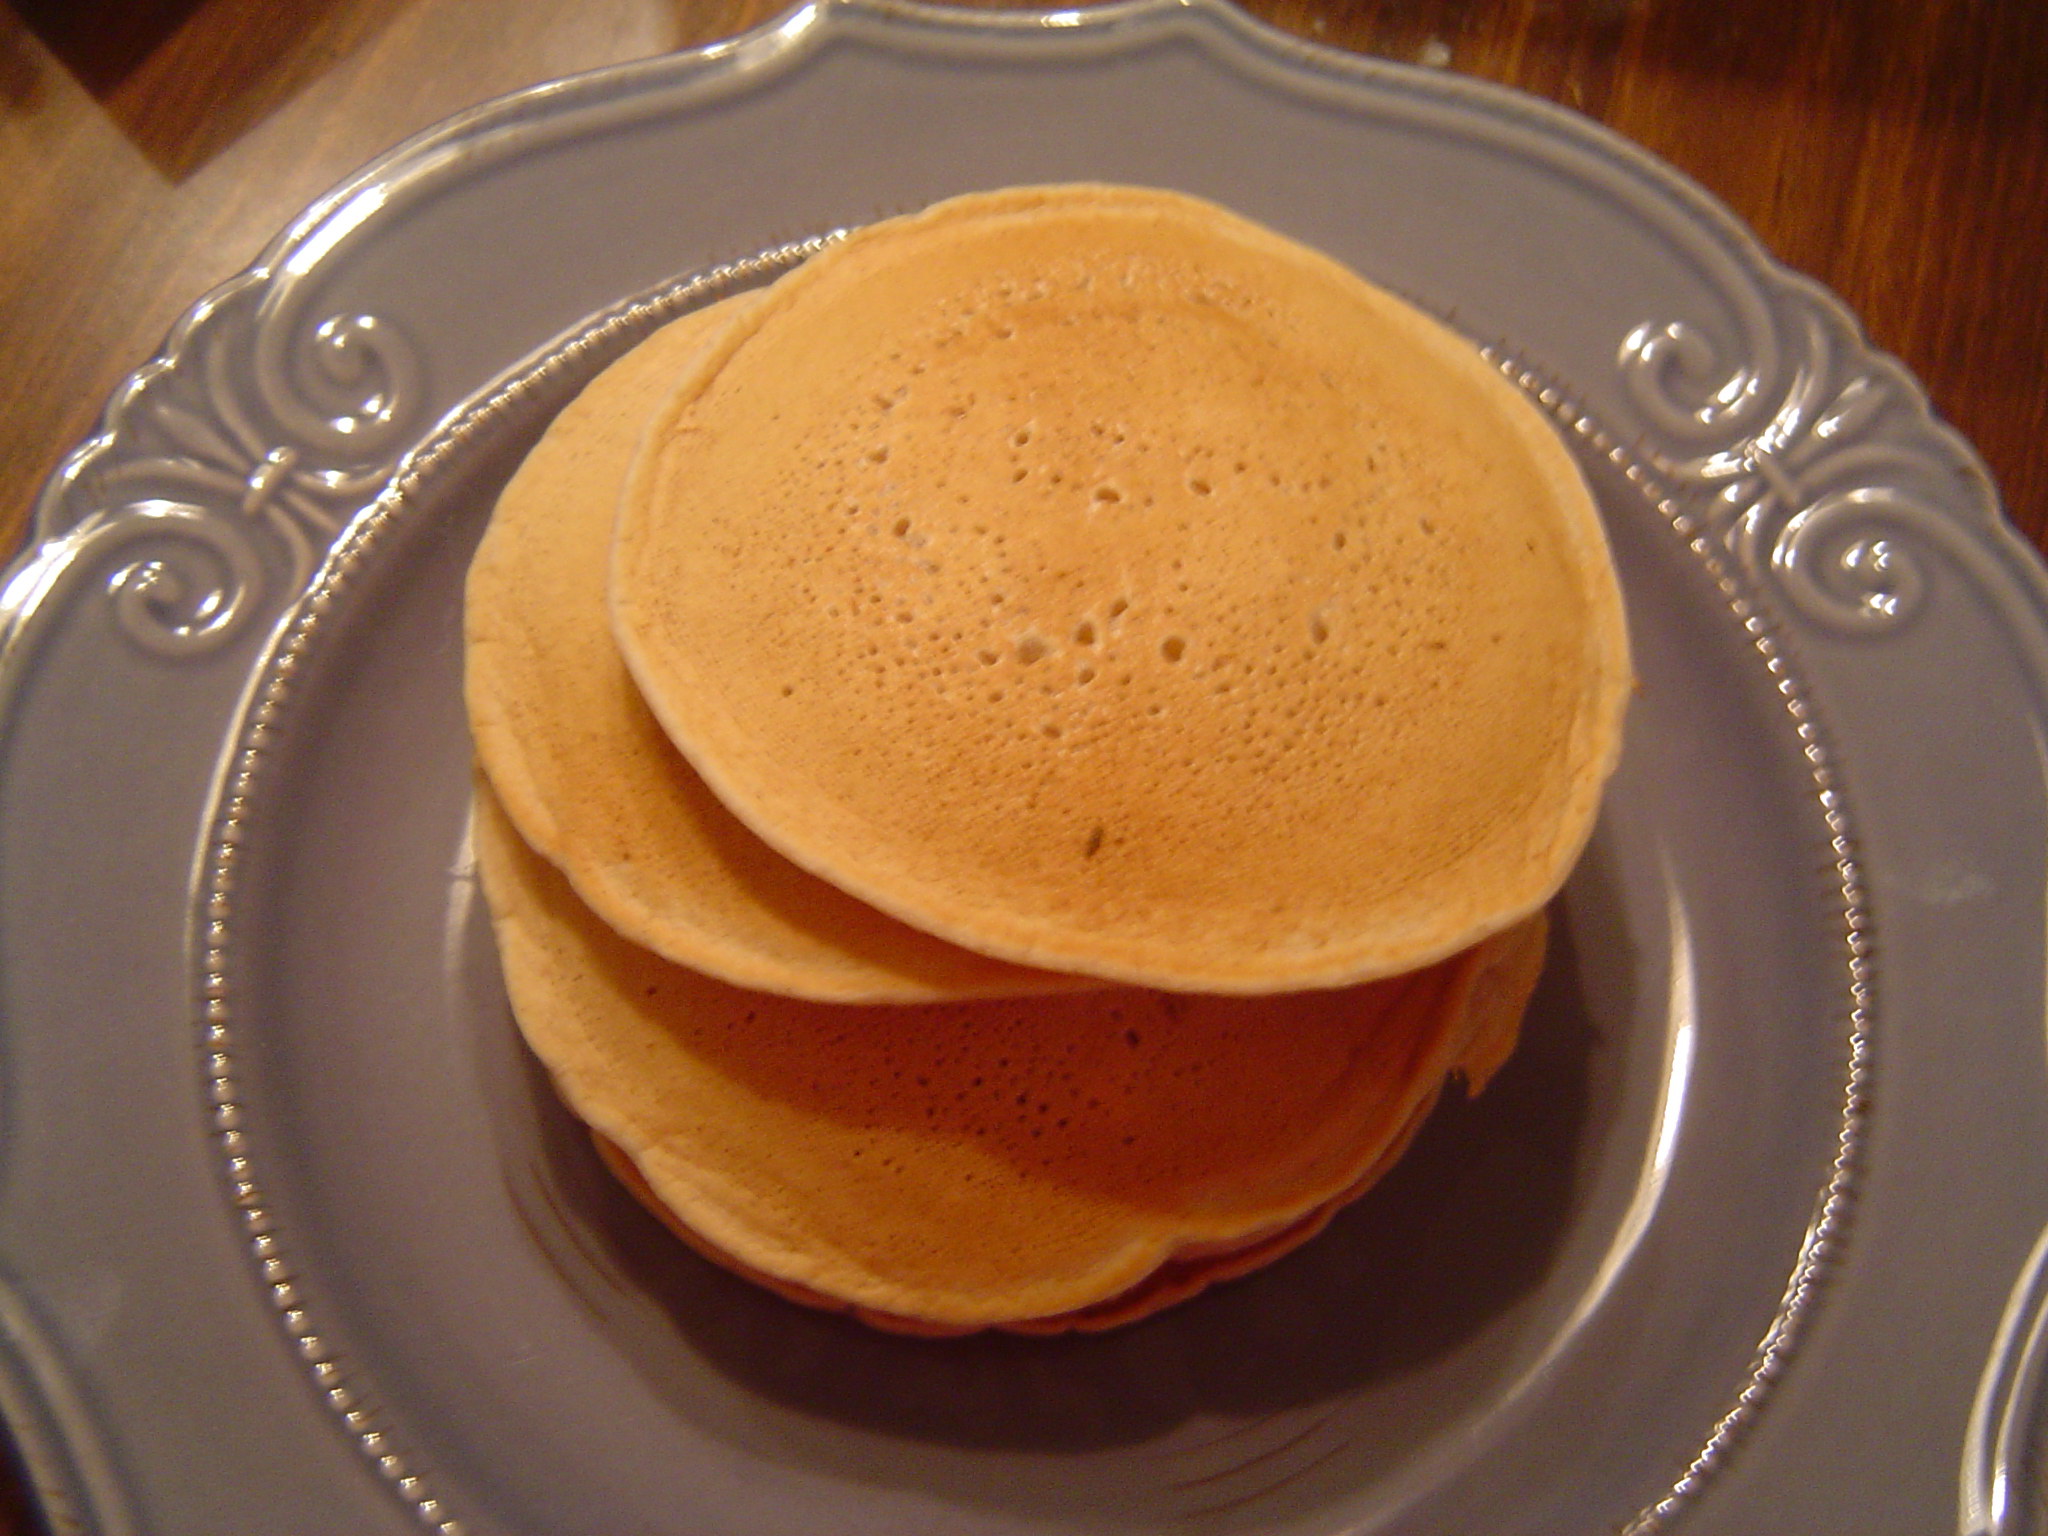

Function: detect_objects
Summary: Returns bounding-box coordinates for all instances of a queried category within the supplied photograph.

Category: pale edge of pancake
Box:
[466,306,741,869]
[610,183,1630,994]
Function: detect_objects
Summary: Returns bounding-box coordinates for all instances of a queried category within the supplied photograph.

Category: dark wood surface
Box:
[1,0,2044,1529]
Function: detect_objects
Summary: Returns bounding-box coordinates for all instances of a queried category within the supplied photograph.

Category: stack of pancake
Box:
[465,185,1630,1335]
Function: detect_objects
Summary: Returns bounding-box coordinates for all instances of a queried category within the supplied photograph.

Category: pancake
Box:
[465,298,1075,1003]
[612,183,1629,993]
[474,780,1545,1331]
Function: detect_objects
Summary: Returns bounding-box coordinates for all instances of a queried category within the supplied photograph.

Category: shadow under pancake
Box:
[496,910,1600,1458]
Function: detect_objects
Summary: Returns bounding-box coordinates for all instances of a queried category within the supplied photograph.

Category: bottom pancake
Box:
[591,1095,1424,1335]
[589,914,1539,1334]
[475,782,1547,1331]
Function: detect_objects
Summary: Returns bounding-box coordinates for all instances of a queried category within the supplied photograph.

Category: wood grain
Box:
[0,0,2043,1528]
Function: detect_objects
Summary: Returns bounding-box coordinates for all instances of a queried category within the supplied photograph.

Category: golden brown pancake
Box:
[465,297,1075,1003]
[474,780,1545,1331]
[612,184,1629,993]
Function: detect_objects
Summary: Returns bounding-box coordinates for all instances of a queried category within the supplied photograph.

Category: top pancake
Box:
[465,297,1072,1002]
[613,185,1629,993]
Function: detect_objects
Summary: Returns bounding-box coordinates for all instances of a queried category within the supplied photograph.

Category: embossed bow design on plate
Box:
[18,267,416,660]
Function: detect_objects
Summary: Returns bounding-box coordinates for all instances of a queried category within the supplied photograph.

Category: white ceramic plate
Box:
[4,4,2045,1533]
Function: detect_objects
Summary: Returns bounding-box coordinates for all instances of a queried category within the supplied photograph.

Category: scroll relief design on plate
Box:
[34,267,418,658]
[1618,284,1994,638]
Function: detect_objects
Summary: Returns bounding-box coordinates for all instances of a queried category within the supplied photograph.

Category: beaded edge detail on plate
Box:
[193,236,834,1536]
[1477,347,1872,1535]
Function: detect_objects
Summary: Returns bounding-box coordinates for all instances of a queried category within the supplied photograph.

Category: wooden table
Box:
[0,0,2042,1529]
